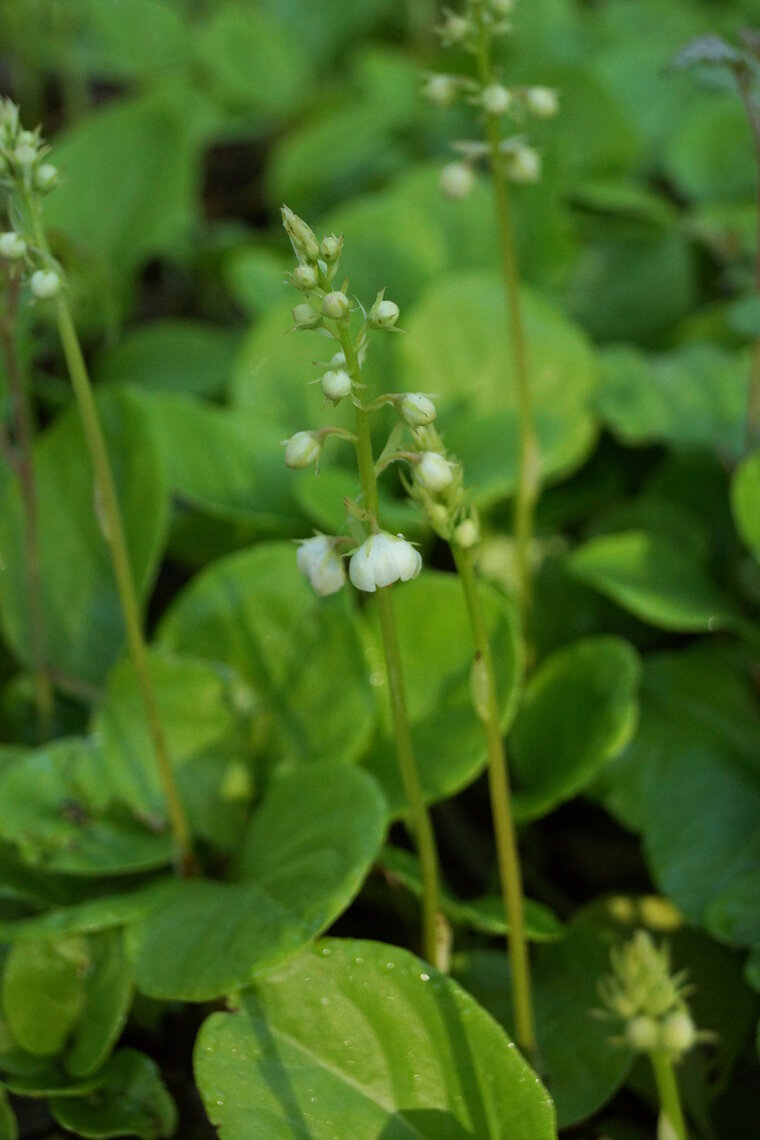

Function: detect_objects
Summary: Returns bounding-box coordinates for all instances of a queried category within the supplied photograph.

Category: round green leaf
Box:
[510,637,641,820]
[362,572,521,814]
[66,930,132,1078]
[397,271,598,505]
[194,938,557,1139]
[567,530,739,632]
[95,320,239,399]
[0,741,172,876]
[158,543,375,769]
[2,936,88,1056]
[732,449,760,563]
[596,344,749,459]
[49,1049,177,1139]
[127,764,387,1000]
[0,388,168,687]
[454,919,632,1128]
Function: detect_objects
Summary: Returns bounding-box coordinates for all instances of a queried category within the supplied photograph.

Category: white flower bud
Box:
[292,302,320,328]
[34,162,59,192]
[30,269,61,299]
[281,205,320,263]
[415,452,454,493]
[296,535,346,596]
[507,145,542,184]
[291,264,318,291]
[368,298,400,329]
[439,161,475,200]
[659,1011,697,1055]
[320,233,343,263]
[0,231,26,259]
[454,519,479,548]
[422,74,459,108]
[399,393,436,427]
[329,351,346,368]
[625,1015,659,1053]
[322,290,350,320]
[481,84,511,116]
[440,13,470,44]
[320,368,352,401]
[283,430,321,469]
[349,532,422,592]
[525,87,559,118]
[13,139,37,168]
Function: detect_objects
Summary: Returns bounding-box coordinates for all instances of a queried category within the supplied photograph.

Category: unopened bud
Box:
[659,1011,697,1056]
[292,302,320,328]
[34,162,59,192]
[30,269,61,299]
[439,13,470,44]
[320,233,343,263]
[506,145,541,184]
[399,393,436,427]
[625,1015,659,1053]
[525,87,559,118]
[281,205,320,263]
[320,368,352,401]
[481,84,511,115]
[368,298,400,329]
[283,431,321,469]
[440,161,475,200]
[322,290,350,320]
[0,231,26,259]
[415,451,454,493]
[454,519,479,549]
[422,74,459,108]
[291,264,318,291]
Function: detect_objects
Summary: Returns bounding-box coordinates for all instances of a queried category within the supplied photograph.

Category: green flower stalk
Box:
[400,409,536,1057]
[281,207,444,968]
[600,930,713,1140]
[424,0,560,624]
[0,100,196,875]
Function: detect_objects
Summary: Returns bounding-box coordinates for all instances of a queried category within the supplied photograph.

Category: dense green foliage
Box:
[1,0,759,1137]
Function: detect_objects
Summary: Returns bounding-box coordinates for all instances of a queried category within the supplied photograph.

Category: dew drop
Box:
[321,947,332,957]
[419,972,430,982]
[386,961,395,970]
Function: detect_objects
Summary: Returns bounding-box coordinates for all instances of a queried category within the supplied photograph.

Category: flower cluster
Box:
[281,207,427,595]
[422,0,559,199]
[599,930,709,1059]
[0,99,62,299]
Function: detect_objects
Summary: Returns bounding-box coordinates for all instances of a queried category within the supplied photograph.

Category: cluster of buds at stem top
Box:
[598,930,711,1060]
[281,206,421,597]
[423,3,558,198]
[0,99,63,300]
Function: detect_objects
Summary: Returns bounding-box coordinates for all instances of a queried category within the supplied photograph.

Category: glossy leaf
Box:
[126,764,387,1000]
[398,272,597,505]
[362,572,521,814]
[194,938,557,1139]
[454,919,632,1128]
[49,1049,177,1139]
[510,637,641,820]
[0,388,168,687]
[568,530,739,632]
[1,936,88,1056]
[158,543,375,769]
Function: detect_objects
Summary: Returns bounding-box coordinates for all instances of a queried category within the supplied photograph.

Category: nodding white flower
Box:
[525,87,559,119]
[34,162,59,192]
[322,290,350,320]
[30,269,61,299]
[399,393,437,427]
[349,532,422,592]
[320,368,352,401]
[454,518,480,549]
[439,161,475,201]
[439,13,470,44]
[281,205,320,263]
[422,74,459,108]
[283,430,321,469]
[296,535,346,596]
[415,451,455,493]
[291,264,318,291]
[481,84,512,116]
[0,231,26,259]
[368,298,400,329]
[506,145,542,184]
[659,1011,697,1055]
[320,233,343,263]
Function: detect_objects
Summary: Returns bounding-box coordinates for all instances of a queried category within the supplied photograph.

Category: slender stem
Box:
[339,327,442,968]
[650,1050,688,1140]
[737,76,760,453]
[0,266,53,735]
[475,29,539,621]
[24,195,196,875]
[451,544,536,1058]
